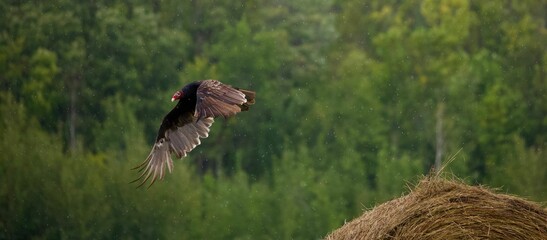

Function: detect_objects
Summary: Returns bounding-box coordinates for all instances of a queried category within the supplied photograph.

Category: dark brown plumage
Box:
[132,80,255,187]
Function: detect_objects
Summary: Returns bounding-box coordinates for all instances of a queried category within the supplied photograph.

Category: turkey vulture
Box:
[132,80,255,187]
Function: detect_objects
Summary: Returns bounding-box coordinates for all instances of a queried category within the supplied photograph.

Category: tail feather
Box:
[237,88,255,111]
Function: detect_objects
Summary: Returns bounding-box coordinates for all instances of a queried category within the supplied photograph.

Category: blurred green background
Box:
[1,0,545,239]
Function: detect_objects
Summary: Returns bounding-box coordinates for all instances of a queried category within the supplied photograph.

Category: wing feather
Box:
[196,80,249,119]
[132,117,214,188]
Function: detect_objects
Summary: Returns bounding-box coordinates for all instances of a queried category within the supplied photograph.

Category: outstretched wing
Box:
[168,117,214,158]
[132,117,214,188]
[195,80,249,119]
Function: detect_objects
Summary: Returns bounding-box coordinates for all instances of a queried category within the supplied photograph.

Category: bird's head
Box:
[171,90,183,102]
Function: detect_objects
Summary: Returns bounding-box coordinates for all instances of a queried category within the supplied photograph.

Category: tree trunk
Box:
[435,103,445,172]
[68,75,80,153]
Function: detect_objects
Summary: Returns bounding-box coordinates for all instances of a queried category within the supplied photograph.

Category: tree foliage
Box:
[1,0,545,238]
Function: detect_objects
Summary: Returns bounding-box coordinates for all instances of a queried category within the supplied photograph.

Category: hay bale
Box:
[325,177,547,240]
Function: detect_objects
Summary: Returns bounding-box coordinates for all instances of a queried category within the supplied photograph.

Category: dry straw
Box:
[325,176,547,240]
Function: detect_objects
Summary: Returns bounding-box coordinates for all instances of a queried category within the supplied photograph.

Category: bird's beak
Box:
[171,91,182,102]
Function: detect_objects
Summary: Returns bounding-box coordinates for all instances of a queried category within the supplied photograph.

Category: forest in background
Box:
[1,0,545,239]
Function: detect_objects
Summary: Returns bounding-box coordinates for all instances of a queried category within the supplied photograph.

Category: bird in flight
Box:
[132,80,255,187]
